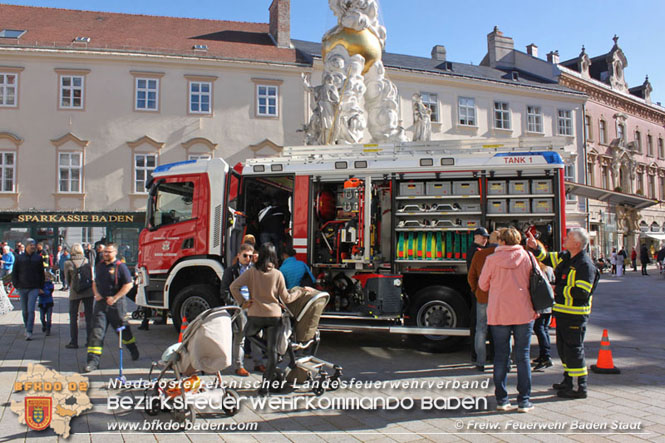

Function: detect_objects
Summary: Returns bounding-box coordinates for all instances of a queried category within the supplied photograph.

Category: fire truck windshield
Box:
[148,181,195,230]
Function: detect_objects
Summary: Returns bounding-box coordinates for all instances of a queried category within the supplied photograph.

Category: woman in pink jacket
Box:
[479,227,538,413]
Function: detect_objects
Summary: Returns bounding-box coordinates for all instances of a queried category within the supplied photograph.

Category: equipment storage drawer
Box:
[399,182,424,196]
[532,198,553,213]
[487,180,507,195]
[531,179,553,194]
[459,202,481,212]
[453,181,479,195]
[509,199,530,213]
[487,199,507,214]
[426,181,451,196]
[461,219,481,229]
[509,180,529,195]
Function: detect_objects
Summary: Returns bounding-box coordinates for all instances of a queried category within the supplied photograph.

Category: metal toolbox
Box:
[487,180,507,195]
[459,202,481,212]
[426,181,451,196]
[399,182,424,196]
[509,180,529,195]
[487,199,507,214]
[453,180,479,195]
[532,198,554,213]
[509,198,530,213]
[531,179,553,194]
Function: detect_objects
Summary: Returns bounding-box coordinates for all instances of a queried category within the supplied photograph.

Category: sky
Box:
[3,0,665,105]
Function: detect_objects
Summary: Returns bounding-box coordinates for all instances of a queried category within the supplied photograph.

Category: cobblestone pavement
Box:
[1,265,664,442]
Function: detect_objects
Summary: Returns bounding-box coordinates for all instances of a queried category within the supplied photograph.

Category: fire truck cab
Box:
[136,137,570,351]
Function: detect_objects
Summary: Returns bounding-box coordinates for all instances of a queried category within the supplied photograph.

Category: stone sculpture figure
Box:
[303,0,405,145]
[412,93,432,142]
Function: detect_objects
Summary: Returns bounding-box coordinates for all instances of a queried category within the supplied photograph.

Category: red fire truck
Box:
[136,137,570,350]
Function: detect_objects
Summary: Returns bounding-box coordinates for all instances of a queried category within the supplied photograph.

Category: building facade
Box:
[1,2,592,256]
[556,37,665,259]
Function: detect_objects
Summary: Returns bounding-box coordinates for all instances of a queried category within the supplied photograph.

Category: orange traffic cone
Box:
[178,317,188,343]
[591,329,621,374]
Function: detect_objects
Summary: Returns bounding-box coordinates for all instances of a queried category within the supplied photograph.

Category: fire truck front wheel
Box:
[408,286,469,352]
[171,284,219,331]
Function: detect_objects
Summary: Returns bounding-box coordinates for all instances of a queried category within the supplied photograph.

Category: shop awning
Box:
[640,232,665,241]
[564,182,660,210]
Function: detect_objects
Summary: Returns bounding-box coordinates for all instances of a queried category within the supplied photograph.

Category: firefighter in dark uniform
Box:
[84,243,139,372]
[527,228,599,399]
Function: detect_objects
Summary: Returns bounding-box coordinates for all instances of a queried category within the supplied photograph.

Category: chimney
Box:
[431,45,446,61]
[547,50,560,64]
[269,0,291,49]
[526,43,538,58]
[486,26,515,68]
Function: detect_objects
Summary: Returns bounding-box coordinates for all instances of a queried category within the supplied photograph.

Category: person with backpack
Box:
[64,243,94,349]
[527,228,600,400]
[84,243,139,372]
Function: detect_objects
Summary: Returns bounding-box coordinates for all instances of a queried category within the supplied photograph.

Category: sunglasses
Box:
[241,253,252,258]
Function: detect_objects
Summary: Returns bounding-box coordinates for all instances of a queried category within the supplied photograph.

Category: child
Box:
[38,271,55,336]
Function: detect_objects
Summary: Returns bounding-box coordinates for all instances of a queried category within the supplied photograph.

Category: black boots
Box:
[556,375,587,399]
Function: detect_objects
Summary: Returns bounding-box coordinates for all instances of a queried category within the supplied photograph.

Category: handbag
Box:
[527,251,555,313]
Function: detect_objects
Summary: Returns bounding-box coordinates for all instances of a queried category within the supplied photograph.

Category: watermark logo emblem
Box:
[25,397,52,431]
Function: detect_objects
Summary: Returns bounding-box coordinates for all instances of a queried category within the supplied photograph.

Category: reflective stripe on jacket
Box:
[535,247,597,316]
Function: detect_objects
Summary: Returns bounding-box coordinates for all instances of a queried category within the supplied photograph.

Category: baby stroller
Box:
[143,306,241,424]
[248,288,342,396]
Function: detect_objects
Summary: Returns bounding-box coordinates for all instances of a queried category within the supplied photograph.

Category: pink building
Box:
[556,37,665,258]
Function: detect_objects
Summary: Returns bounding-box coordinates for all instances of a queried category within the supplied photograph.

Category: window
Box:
[601,166,609,189]
[420,92,439,122]
[565,162,576,201]
[0,29,26,39]
[647,135,654,156]
[636,171,644,194]
[659,138,664,159]
[58,152,81,193]
[587,161,595,187]
[0,152,15,192]
[189,81,212,114]
[59,75,84,109]
[599,120,607,144]
[149,181,195,228]
[494,101,510,129]
[661,177,665,200]
[557,110,573,136]
[188,154,211,160]
[584,115,591,141]
[135,78,159,111]
[617,123,625,143]
[526,106,543,133]
[134,154,156,193]
[648,174,656,199]
[458,97,475,126]
[635,131,642,152]
[0,72,17,107]
[256,84,278,117]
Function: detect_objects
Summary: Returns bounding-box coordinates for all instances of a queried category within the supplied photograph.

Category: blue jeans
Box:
[18,288,40,334]
[474,303,488,366]
[533,313,551,360]
[490,322,533,407]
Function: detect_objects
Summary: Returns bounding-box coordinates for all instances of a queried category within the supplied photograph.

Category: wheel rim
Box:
[180,295,211,323]
[416,300,458,341]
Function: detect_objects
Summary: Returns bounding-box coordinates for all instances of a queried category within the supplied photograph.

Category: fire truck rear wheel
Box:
[408,286,469,352]
[171,284,219,331]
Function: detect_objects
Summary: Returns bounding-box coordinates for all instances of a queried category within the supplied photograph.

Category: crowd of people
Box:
[220,235,316,395]
[0,227,658,401]
[467,226,600,412]
[0,233,315,393]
